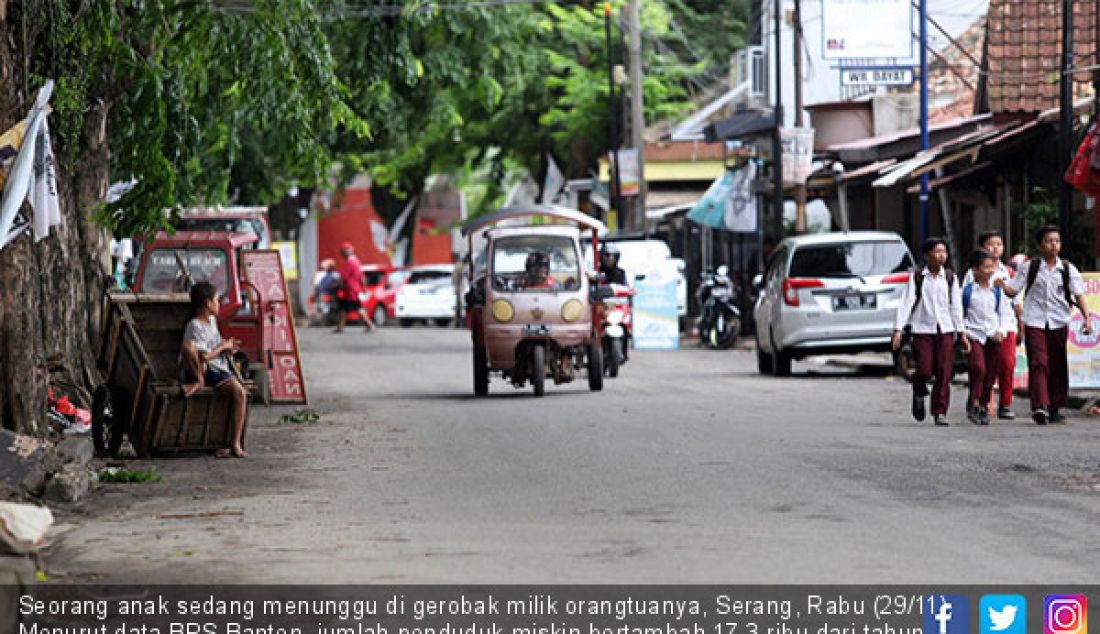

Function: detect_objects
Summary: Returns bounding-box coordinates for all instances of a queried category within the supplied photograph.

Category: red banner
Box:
[242,250,308,404]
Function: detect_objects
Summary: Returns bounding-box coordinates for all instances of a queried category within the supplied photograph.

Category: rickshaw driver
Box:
[521,252,561,290]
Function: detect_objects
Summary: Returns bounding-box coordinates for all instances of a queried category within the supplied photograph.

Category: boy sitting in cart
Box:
[180,282,249,458]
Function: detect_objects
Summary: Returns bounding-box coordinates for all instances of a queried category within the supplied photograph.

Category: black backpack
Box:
[1024,258,1079,311]
[909,267,955,320]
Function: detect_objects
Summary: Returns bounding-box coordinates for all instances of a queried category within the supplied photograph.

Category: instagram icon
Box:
[1046,595,1088,634]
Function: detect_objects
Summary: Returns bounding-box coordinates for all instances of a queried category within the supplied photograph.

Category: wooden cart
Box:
[91,292,254,457]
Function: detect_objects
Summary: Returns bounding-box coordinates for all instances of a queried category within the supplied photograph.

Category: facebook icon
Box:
[923,595,970,634]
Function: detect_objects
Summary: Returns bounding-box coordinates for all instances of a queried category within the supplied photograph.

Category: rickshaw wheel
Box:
[605,339,620,378]
[91,384,128,457]
[531,345,546,397]
[587,343,604,391]
[473,345,489,396]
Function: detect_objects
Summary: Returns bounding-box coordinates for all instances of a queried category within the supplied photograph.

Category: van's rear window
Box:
[789,242,912,278]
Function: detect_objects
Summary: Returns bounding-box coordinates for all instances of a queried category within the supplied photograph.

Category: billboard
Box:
[821,0,913,60]
[1011,272,1100,390]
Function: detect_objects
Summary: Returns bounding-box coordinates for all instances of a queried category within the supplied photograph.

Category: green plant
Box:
[280,408,321,425]
[91,467,162,484]
[1014,187,1091,263]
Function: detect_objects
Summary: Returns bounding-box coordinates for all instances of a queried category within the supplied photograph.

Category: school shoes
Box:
[978,407,991,426]
[966,405,982,425]
[934,414,949,426]
[997,406,1015,420]
[912,395,926,422]
[1049,408,1067,424]
[1032,407,1049,425]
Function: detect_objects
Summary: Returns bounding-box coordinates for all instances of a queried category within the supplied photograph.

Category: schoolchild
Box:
[962,231,1021,419]
[961,249,1014,425]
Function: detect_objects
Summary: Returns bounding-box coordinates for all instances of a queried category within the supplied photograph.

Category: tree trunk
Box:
[0,9,110,436]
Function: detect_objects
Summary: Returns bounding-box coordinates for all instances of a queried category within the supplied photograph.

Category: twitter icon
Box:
[982,595,1027,634]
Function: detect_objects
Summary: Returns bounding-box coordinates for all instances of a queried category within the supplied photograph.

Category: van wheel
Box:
[770,332,792,377]
[473,345,489,396]
[372,305,387,328]
[756,346,773,374]
[587,344,604,391]
[531,344,546,397]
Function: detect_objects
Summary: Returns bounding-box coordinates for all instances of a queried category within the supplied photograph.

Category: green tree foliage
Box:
[15,0,748,232]
[16,0,365,236]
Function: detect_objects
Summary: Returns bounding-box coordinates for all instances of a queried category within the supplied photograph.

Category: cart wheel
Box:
[531,344,546,397]
[91,385,128,457]
[587,343,604,392]
[473,344,489,397]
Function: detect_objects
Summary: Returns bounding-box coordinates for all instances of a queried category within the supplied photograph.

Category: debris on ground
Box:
[1,429,94,503]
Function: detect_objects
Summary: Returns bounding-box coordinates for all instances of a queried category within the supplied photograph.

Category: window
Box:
[407,270,451,285]
[788,241,913,278]
[363,271,386,287]
[174,217,267,247]
[491,235,580,292]
[141,249,230,295]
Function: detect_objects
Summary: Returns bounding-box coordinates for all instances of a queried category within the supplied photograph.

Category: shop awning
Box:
[702,109,777,143]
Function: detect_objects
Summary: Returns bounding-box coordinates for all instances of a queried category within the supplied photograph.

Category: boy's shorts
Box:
[184,366,236,388]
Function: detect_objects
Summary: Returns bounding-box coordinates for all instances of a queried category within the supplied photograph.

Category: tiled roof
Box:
[984,0,1098,113]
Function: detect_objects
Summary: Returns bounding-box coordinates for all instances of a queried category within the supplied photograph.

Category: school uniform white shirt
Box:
[962,261,1018,331]
[963,282,1014,344]
[1006,258,1085,329]
[893,267,965,334]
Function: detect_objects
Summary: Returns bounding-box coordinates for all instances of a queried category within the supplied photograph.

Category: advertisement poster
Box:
[616,149,640,197]
[632,269,680,350]
[1011,271,1100,389]
[821,0,913,60]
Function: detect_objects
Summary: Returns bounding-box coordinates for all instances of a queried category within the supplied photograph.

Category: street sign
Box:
[840,67,914,87]
[242,250,308,404]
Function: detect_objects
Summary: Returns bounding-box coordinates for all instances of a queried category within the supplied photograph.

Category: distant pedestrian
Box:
[335,242,376,333]
[961,249,1014,425]
[962,231,1021,419]
[892,237,969,426]
[997,225,1092,424]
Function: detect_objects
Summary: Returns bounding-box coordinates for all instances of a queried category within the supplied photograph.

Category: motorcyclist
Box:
[599,243,628,286]
[522,252,559,290]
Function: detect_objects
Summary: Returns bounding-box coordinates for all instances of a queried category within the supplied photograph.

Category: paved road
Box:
[51,327,1100,583]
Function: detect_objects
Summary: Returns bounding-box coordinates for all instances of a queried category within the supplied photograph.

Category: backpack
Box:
[1024,258,1079,311]
[962,282,1001,318]
[909,267,955,319]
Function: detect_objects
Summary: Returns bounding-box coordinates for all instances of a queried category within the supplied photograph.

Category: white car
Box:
[395,265,460,327]
[753,231,915,376]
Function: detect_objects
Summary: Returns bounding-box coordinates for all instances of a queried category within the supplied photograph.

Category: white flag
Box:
[30,116,61,242]
[0,80,53,250]
[541,155,564,205]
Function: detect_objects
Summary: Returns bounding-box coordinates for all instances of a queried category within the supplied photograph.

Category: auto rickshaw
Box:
[462,205,610,397]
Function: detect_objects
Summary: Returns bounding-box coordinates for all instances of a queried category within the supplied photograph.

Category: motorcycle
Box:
[600,283,634,378]
[696,266,741,349]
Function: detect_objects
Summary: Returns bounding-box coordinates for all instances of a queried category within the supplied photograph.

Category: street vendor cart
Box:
[90,292,255,457]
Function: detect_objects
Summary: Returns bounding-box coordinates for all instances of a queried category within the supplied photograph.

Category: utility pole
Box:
[604,3,622,227]
[1059,0,1074,239]
[627,0,646,232]
[918,0,930,242]
[772,0,784,237]
[792,0,806,233]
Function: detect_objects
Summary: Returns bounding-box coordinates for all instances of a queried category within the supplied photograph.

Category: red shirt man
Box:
[335,242,375,332]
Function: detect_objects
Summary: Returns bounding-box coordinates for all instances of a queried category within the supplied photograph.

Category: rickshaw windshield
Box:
[142,248,231,296]
[492,235,580,292]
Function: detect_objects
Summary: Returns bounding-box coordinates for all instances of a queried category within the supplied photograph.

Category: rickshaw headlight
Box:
[561,299,584,323]
[491,299,514,323]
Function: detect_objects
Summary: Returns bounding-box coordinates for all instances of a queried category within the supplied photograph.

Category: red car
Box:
[360,265,410,327]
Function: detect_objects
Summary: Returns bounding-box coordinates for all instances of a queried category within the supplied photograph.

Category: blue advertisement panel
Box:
[632,272,680,350]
